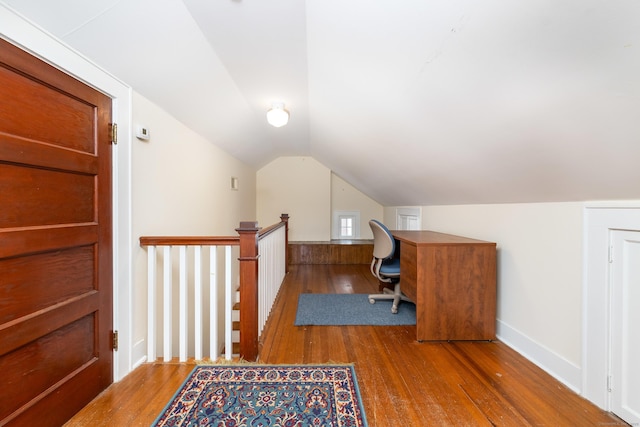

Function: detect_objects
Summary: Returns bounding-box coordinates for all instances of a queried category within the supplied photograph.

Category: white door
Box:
[396,207,421,230]
[610,229,640,425]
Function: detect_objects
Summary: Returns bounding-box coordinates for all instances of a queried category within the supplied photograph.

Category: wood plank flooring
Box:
[65,264,627,426]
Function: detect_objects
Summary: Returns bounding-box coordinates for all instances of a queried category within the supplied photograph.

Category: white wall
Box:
[131,92,255,236]
[131,91,256,364]
[417,202,584,390]
[257,156,331,241]
[331,174,383,240]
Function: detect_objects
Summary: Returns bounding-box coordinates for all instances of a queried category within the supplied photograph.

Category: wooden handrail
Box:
[259,213,289,238]
[139,236,239,246]
[139,214,289,248]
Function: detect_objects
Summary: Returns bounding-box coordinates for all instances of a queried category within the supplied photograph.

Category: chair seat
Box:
[379,258,400,276]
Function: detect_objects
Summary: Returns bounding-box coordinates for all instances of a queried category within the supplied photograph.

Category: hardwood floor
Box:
[65,264,627,426]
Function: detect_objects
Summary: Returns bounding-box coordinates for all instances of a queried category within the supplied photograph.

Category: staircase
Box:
[141,214,289,363]
[231,286,240,357]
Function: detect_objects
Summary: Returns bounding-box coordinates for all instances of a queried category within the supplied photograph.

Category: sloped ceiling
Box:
[4,0,640,206]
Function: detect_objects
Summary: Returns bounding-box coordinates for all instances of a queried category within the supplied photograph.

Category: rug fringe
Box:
[195,357,260,365]
[195,358,355,367]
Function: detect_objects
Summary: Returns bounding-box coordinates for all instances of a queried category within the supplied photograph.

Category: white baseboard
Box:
[132,338,147,370]
[497,319,582,394]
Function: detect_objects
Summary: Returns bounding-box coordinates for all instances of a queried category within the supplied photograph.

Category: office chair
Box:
[368,219,412,314]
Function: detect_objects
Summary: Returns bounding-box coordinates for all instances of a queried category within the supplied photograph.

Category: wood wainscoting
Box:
[288,240,373,265]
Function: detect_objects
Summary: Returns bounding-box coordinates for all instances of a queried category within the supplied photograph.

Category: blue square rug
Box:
[294,293,416,326]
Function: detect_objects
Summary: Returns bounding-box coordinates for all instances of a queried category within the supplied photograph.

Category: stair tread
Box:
[222,342,240,353]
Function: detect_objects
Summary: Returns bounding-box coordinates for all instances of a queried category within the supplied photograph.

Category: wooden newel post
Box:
[236,221,260,361]
[280,213,289,274]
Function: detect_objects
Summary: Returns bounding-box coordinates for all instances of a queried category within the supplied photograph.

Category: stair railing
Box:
[139,214,289,362]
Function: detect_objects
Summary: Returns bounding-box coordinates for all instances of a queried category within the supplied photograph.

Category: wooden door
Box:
[610,229,640,425]
[0,38,113,426]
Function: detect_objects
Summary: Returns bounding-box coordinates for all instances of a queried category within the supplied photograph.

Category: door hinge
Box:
[607,375,612,392]
[110,123,118,145]
[112,330,119,351]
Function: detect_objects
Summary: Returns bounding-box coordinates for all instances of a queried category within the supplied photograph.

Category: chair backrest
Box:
[369,219,395,260]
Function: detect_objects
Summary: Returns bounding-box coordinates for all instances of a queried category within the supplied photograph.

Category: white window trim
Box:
[332,211,360,239]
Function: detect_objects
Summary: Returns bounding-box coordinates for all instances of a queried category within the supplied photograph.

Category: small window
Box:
[332,211,360,239]
[340,216,354,237]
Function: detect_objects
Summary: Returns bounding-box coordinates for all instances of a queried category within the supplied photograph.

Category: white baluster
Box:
[210,246,218,360]
[194,245,202,361]
[225,245,232,360]
[163,246,172,362]
[179,245,188,362]
[147,245,156,362]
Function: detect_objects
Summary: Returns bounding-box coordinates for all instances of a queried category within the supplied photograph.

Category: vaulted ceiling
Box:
[5,0,640,206]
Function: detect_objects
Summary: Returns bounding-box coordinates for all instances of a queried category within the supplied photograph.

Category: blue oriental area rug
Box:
[152,364,368,427]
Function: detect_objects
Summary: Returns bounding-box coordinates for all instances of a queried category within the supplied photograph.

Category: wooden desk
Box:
[391,230,497,341]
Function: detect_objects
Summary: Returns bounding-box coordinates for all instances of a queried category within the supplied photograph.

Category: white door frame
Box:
[583,202,640,409]
[396,207,421,230]
[2,5,134,381]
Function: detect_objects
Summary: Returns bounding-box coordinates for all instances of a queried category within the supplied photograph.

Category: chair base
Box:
[368,284,412,314]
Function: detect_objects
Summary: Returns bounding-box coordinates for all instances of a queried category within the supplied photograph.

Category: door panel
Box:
[610,229,640,425]
[1,162,95,227]
[0,52,98,151]
[0,38,113,426]
[0,246,95,324]
[0,315,95,421]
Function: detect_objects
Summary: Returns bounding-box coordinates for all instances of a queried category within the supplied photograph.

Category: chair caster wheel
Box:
[369,298,375,304]
[391,306,398,314]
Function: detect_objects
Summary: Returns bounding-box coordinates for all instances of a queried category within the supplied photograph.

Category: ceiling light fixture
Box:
[266,102,289,127]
